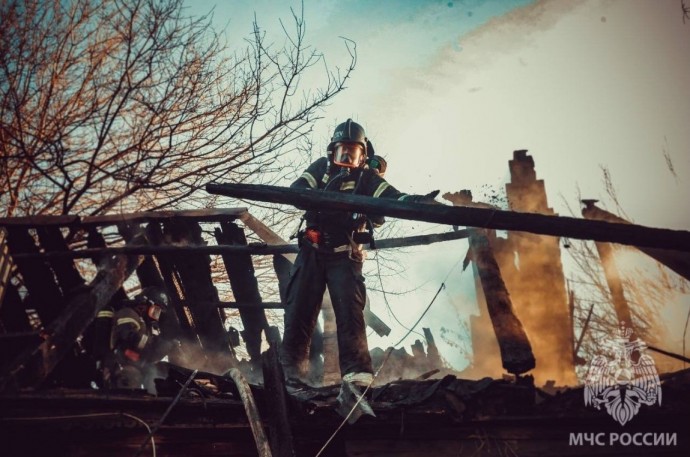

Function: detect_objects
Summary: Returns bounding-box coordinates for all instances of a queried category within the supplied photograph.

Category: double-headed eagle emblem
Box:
[584,324,662,426]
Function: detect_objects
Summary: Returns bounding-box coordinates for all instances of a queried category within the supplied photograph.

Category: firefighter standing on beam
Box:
[280,118,439,388]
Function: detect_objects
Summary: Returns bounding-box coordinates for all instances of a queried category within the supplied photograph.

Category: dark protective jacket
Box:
[291,157,412,245]
[111,307,170,364]
[282,158,417,379]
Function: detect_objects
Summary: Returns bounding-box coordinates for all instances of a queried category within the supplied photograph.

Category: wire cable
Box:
[134,369,198,457]
[0,412,155,457]
[315,257,463,457]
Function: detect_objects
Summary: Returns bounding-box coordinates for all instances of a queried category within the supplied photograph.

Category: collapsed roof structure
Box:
[1,151,689,456]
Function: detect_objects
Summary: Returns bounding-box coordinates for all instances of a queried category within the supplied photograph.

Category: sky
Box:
[190,0,690,372]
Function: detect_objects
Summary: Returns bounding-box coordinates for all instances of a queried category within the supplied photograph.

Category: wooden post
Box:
[468,228,535,375]
[262,344,296,457]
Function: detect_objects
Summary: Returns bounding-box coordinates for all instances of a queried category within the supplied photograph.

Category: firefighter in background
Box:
[109,288,175,393]
[91,303,116,388]
[280,118,439,387]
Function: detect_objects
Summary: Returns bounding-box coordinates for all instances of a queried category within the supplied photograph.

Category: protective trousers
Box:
[280,245,372,379]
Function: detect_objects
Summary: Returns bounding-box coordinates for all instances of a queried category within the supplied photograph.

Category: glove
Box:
[407,190,441,204]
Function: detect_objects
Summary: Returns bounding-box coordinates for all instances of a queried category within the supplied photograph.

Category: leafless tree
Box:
[0,0,356,218]
[561,168,688,377]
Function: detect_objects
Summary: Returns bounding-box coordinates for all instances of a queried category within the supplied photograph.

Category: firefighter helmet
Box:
[134,287,169,321]
[327,119,367,155]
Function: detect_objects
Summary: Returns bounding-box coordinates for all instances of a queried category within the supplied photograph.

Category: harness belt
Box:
[300,228,351,253]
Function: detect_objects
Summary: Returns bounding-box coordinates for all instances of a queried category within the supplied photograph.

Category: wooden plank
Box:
[582,200,690,280]
[0,210,246,229]
[215,221,269,364]
[206,183,690,252]
[0,215,80,227]
[82,208,248,226]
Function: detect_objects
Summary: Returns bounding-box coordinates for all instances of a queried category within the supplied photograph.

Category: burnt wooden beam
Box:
[582,200,690,280]
[573,303,595,360]
[648,345,690,364]
[467,228,535,375]
[261,344,295,457]
[206,183,690,252]
[10,230,470,260]
[225,368,272,457]
[0,215,80,227]
[0,209,246,229]
[11,243,299,259]
[82,208,247,227]
[0,231,147,390]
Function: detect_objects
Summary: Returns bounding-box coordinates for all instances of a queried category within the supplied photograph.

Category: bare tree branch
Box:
[1,0,357,218]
